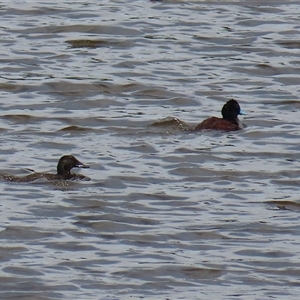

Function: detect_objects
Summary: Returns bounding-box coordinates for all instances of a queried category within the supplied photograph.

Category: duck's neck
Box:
[57,165,71,176]
[224,116,239,125]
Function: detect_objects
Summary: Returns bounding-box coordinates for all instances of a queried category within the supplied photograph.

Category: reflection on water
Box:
[0,0,300,299]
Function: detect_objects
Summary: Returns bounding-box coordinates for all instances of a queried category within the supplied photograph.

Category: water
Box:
[0,0,300,299]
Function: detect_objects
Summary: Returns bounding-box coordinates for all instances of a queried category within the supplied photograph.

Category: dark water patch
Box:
[124,192,187,202]
[16,24,141,36]
[0,83,33,93]
[117,142,159,154]
[3,114,45,124]
[265,200,300,211]
[107,174,177,186]
[113,60,148,69]
[235,249,293,258]
[0,227,58,240]
[278,40,300,49]
[150,116,192,131]
[2,6,70,16]
[39,81,111,99]
[175,230,230,242]
[4,266,43,276]
[58,125,93,132]
[132,87,185,101]
[114,265,223,284]
[181,267,223,280]
[76,220,150,233]
[40,81,157,100]
[275,99,300,107]
[77,213,160,226]
[45,241,97,252]
[270,179,300,188]
[0,246,27,263]
[92,177,127,189]
[144,34,178,41]
[66,39,132,49]
[132,96,199,108]
[230,222,298,237]
[0,295,57,300]
[28,205,74,219]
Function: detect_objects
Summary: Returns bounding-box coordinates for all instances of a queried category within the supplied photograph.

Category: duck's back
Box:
[195,117,239,131]
[1,172,90,183]
[1,172,45,182]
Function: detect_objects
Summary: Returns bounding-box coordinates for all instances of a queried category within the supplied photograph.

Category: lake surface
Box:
[1,0,300,299]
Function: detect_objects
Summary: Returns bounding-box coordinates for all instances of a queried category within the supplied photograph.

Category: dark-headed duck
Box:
[2,155,90,182]
[195,99,245,131]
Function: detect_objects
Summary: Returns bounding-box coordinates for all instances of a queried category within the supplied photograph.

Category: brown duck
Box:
[195,99,245,131]
[1,155,90,182]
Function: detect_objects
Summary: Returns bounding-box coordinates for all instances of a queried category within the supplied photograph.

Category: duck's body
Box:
[195,99,245,131]
[195,116,240,131]
[2,155,90,183]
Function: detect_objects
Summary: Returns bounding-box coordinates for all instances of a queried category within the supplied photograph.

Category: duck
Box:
[194,99,245,131]
[1,155,90,182]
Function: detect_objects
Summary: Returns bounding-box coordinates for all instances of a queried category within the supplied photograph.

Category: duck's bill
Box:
[239,110,246,115]
[76,161,90,168]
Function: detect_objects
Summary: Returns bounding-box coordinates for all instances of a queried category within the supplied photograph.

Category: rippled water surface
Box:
[1,0,300,299]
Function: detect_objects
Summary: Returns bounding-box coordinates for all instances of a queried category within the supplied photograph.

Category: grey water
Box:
[0,0,300,299]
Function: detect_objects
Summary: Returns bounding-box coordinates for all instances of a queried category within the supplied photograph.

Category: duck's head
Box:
[57,155,89,176]
[221,99,245,121]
